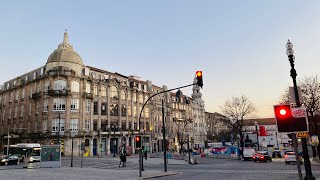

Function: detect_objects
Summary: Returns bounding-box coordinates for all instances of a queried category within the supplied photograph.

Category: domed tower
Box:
[45,30,84,76]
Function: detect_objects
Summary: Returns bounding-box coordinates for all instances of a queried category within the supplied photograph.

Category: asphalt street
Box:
[1,155,320,180]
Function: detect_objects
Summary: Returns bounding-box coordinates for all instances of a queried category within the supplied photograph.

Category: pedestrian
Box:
[144,150,147,160]
[119,151,127,167]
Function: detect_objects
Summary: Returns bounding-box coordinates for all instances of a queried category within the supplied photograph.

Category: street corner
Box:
[139,171,182,179]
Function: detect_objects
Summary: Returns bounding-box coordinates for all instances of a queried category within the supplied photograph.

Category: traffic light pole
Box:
[137,82,197,176]
[287,42,315,180]
[292,133,303,180]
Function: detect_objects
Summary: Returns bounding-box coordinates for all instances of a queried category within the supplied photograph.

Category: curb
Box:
[140,172,181,179]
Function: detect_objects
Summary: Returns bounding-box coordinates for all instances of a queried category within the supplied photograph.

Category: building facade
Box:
[0,31,206,156]
[205,112,229,138]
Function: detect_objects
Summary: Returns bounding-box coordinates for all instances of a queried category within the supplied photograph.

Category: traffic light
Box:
[274,104,308,133]
[135,136,141,148]
[196,71,203,88]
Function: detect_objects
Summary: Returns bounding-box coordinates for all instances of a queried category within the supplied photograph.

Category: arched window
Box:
[94,85,98,96]
[110,85,118,99]
[71,81,80,92]
[86,83,91,93]
[54,80,67,90]
[101,87,107,97]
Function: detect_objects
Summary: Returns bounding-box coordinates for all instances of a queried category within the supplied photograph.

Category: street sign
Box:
[296,132,309,138]
[291,107,307,118]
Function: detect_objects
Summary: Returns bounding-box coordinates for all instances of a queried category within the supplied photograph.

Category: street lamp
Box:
[70,133,75,167]
[254,121,259,151]
[112,124,118,157]
[286,40,315,180]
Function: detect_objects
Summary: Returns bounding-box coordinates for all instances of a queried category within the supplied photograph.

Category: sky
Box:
[0,1,320,118]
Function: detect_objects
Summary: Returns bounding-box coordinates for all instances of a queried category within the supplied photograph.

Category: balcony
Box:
[83,92,93,99]
[48,89,71,97]
[31,92,42,100]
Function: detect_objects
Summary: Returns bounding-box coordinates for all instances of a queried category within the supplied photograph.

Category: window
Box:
[71,81,80,92]
[145,107,149,118]
[9,108,12,118]
[43,99,48,112]
[15,90,19,101]
[110,85,118,99]
[110,104,118,116]
[94,101,98,115]
[20,105,24,116]
[127,92,131,101]
[101,87,107,97]
[121,91,126,100]
[92,72,96,79]
[53,98,66,111]
[44,81,50,92]
[54,80,67,90]
[128,105,132,116]
[33,72,37,80]
[29,88,32,98]
[121,105,126,117]
[85,119,90,131]
[71,98,79,111]
[133,106,137,117]
[52,119,65,132]
[10,92,13,102]
[21,88,25,99]
[94,86,98,96]
[86,99,91,112]
[101,102,107,115]
[86,83,91,93]
[42,119,47,133]
[133,93,136,103]
[36,103,39,114]
[14,107,18,118]
[34,121,39,132]
[70,119,79,132]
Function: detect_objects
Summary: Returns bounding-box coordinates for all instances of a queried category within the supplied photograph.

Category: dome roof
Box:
[46,30,83,66]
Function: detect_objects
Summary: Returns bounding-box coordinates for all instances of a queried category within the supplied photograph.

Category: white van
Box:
[243,148,256,161]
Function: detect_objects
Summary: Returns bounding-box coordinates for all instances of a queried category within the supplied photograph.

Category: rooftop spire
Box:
[63,29,68,43]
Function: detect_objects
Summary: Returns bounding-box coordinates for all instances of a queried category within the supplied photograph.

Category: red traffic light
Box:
[196,71,202,77]
[279,108,287,116]
[135,136,140,142]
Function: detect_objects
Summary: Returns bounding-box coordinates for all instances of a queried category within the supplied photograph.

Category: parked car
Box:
[253,151,272,162]
[272,150,282,158]
[0,155,20,166]
[284,151,303,164]
[243,148,256,161]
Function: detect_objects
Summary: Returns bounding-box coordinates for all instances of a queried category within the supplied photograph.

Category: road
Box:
[1,155,320,180]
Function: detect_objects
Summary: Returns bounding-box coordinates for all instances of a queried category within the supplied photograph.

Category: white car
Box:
[243,148,256,161]
[284,151,302,164]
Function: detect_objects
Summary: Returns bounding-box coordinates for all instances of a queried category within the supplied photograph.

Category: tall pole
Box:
[113,126,116,157]
[162,99,167,172]
[287,40,315,180]
[7,131,10,155]
[70,136,74,167]
[255,122,259,151]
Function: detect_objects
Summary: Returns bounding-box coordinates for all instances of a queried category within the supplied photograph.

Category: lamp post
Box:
[286,40,315,180]
[112,124,117,157]
[255,121,259,151]
[70,133,75,167]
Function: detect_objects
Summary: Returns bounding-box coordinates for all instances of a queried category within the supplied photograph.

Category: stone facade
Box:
[0,31,206,156]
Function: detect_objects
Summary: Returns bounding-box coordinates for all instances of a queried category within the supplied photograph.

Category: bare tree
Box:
[278,89,291,105]
[220,95,256,154]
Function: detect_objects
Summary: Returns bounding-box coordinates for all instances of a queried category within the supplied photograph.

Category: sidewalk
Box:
[0,166,180,180]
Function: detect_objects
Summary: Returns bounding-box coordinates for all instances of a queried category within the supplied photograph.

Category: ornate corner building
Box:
[0,31,206,156]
